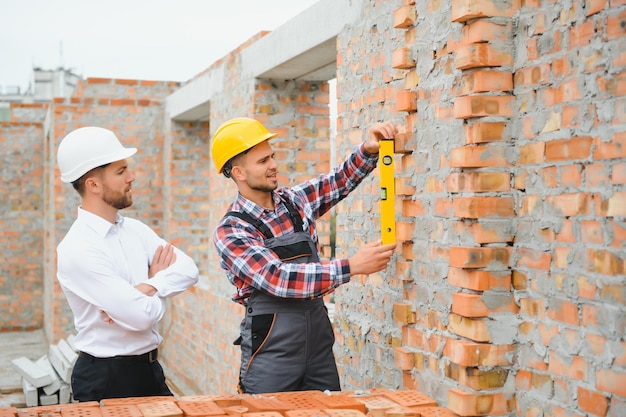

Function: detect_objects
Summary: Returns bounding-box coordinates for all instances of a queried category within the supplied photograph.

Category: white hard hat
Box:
[57,127,137,183]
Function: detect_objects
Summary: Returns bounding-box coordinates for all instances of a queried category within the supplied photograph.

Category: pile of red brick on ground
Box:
[0,389,459,417]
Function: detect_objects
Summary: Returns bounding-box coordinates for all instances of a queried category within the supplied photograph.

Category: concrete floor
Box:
[0,329,48,408]
[0,329,189,408]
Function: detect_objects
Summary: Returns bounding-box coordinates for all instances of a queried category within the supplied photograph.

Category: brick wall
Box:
[1,0,625,415]
[0,110,46,331]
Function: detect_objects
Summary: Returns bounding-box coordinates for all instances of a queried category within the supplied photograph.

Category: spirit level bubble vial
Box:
[379,139,395,244]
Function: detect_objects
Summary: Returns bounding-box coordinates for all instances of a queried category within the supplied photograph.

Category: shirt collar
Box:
[234,191,282,216]
[76,206,124,238]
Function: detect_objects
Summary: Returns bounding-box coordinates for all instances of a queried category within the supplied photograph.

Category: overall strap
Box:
[225,211,274,239]
[279,197,305,233]
[224,195,306,239]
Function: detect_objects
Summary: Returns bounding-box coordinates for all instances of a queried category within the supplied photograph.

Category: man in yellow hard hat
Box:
[212,117,398,394]
[56,126,199,401]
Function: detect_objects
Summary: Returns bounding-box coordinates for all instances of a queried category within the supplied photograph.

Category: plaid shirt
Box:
[213,143,379,304]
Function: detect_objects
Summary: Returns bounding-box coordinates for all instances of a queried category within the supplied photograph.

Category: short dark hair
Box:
[71,163,110,196]
[222,150,249,179]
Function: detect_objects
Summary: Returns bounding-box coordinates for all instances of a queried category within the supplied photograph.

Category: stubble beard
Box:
[102,185,133,210]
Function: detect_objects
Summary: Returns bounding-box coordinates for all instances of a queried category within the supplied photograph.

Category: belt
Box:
[78,348,158,363]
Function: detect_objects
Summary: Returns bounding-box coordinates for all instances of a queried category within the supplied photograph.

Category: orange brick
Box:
[447,172,510,193]
[577,386,609,416]
[448,268,512,291]
[394,132,414,154]
[546,193,590,217]
[458,71,513,95]
[393,302,416,323]
[545,136,592,162]
[393,4,417,28]
[392,48,416,70]
[453,196,515,218]
[451,0,520,22]
[396,91,417,112]
[136,402,183,417]
[449,246,512,268]
[452,292,518,318]
[597,367,626,397]
[382,391,436,408]
[394,347,416,370]
[402,200,426,217]
[445,362,509,390]
[447,388,513,415]
[464,122,506,144]
[517,247,552,270]
[449,145,512,168]
[452,220,515,244]
[404,70,420,90]
[453,95,514,118]
[594,132,626,160]
[396,221,415,241]
[454,43,513,70]
[444,338,514,366]
[448,313,491,342]
[177,401,226,417]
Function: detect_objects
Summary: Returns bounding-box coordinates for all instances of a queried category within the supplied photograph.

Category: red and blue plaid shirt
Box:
[213,143,379,304]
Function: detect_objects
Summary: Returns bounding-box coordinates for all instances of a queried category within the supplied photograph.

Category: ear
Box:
[84,176,101,195]
[230,165,246,182]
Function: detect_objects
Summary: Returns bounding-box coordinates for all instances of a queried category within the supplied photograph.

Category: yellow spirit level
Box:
[379,139,395,244]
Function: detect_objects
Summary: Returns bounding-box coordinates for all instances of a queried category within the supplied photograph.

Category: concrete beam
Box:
[244,0,363,81]
[166,66,223,122]
[165,0,362,121]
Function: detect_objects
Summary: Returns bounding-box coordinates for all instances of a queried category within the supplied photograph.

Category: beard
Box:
[247,174,278,193]
[102,184,133,210]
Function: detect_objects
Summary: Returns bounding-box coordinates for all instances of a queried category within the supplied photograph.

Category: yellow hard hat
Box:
[211,117,278,173]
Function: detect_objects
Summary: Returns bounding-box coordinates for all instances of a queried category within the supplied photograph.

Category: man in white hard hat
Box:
[56,126,199,401]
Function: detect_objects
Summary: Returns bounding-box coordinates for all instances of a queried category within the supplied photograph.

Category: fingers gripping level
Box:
[379,139,396,245]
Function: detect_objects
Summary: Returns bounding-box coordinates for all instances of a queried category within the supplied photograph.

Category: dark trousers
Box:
[71,350,173,401]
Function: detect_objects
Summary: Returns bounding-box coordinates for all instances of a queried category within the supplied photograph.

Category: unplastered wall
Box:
[0,116,46,331]
[336,0,626,416]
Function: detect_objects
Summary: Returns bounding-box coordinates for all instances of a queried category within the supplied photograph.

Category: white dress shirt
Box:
[57,207,199,357]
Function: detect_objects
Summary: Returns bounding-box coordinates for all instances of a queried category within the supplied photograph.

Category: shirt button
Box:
[248,308,253,313]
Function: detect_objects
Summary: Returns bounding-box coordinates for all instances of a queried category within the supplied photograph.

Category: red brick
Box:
[447,172,510,193]
[515,63,552,87]
[595,191,626,217]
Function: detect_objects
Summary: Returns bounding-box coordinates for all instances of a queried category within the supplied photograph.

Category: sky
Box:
[1,0,319,93]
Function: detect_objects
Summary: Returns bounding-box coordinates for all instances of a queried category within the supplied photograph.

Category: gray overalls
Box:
[226,198,341,394]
